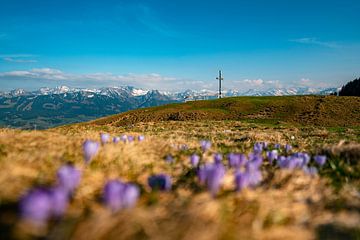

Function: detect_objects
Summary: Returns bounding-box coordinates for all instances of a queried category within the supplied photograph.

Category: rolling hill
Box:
[90,95,360,128]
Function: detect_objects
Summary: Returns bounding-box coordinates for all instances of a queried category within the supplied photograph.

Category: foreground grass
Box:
[0,121,359,239]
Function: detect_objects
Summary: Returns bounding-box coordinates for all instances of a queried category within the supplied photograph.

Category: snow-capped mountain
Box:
[0,85,338,129]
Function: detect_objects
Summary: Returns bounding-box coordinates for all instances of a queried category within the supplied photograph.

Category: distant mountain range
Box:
[0,86,338,129]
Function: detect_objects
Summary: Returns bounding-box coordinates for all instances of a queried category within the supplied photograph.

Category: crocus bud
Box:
[20,188,52,225]
[266,150,278,164]
[49,187,69,217]
[148,174,172,191]
[235,171,249,191]
[138,135,145,141]
[214,153,222,164]
[206,164,225,197]
[190,154,200,167]
[285,144,292,153]
[113,137,120,143]
[200,140,211,152]
[57,164,81,195]
[103,180,125,212]
[121,184,140,208]
[83,140,99,164]
[314,155,327,166]
[100,133,110,144]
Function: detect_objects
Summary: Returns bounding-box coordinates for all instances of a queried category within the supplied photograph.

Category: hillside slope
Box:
[90,96,360,127]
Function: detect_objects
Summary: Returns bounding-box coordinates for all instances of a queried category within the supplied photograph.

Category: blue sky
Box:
[0,0,359,91]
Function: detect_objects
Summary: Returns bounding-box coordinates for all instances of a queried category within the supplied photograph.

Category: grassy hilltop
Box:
[0,95,360,240]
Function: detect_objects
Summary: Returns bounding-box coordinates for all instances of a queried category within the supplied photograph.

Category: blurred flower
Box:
[113,137,120,143]
[214,153,223,164]
[127,136,134,142]
[121,184,140,208]
[198,163,225,197]
[200,140,211,152]
[165,154,174,163]
[285,144,292,153]
[228,153,247,168]
[138,135,145,141]
[83,140,100,163]
[57,164,81,195]
[190,154,200,167]
[103,180,125,212]
[20,188,52,225]
[314,155,327,166]
[120,135,127,143]
[49,187,69,217]
[253,142,264,154]
[103,180,139,212]
[100,133,110,144]
[266,150,278,164]
[274,143,281,149]
[234,171,249,191]
[206,164,225,197]
[303,166,318,176]
[148,174,172,191]
[247,153,263,169]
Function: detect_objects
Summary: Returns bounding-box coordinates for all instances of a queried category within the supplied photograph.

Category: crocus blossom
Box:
[20,188,53,225]
[103,180,140,212]
[83,140,100,163]
[148,174,172,191]
[190,154,200,167]
[200,140,211,152]
[314,155,327,166]
[57,164,81,195]
[100,133,110,144]
[138,135,145,141]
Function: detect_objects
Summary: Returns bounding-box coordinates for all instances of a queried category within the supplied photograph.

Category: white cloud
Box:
[3,57,38,63]
[1,54,38,63]
[243,79,264,86]
[0,68,182,90]
[290,38,340,48]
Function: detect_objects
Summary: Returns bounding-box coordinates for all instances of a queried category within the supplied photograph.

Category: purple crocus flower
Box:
[253,142,264,154]
[247,169,262,188]
[148,174,172,191]
[266,150,278,164]
[190,154,200,167]
[57,165,81,195]
[138,135,145,141]
[127,136,134,143]
[274,143,281,149]
[83,140,100,164]
[206,164,225,196]
[100,133,110,144]
[103,180,125,212]
[20,188,52,225]
[248,153,263,169]
[314,155,327,166]
[113,137,120,143]
[120,135,127,143]
[214,153,223,164]
[228,153,247,168]
[103,180,139,212]
[303,166,318,176]
[198,163,212,185]
[234,171,250,191]
[49,187,69,217]
[200,140,211,152]
[165,154,174,163]
[285,144,292,153]
[121,183,140,208]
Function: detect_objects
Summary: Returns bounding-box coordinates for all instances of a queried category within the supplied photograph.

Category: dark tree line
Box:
[339,78,360,96]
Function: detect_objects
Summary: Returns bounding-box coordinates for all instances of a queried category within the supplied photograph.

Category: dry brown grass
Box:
[0,121,359,239]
